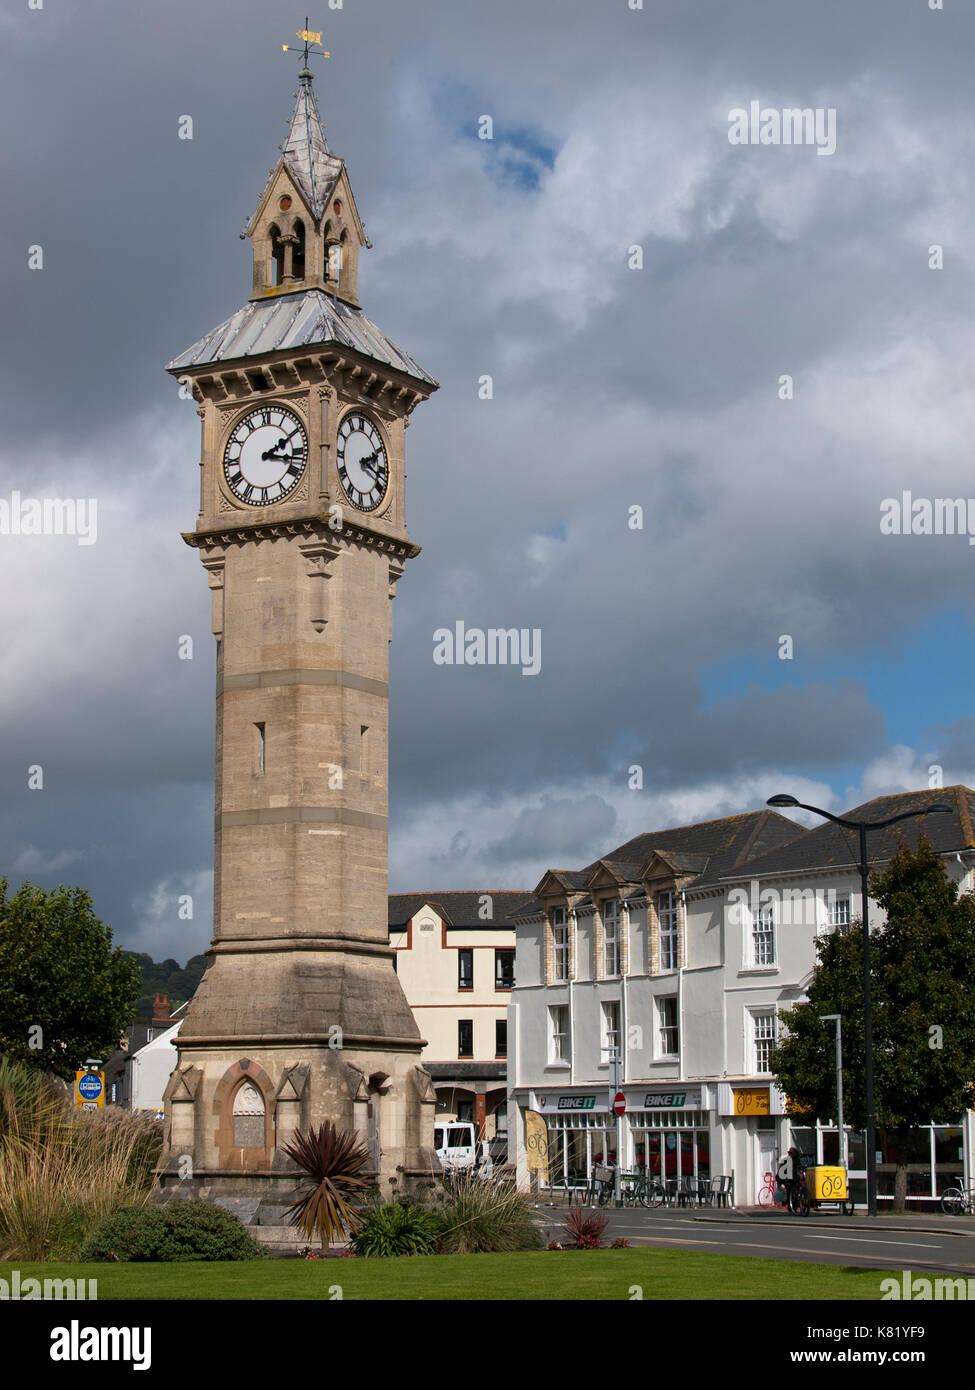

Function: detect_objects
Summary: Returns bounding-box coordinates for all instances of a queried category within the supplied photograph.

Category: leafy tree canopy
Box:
[0,878,142,1080]
[772,837,975,1134]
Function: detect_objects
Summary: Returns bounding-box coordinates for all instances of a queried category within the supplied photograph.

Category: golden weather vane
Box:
[282,17,330,66]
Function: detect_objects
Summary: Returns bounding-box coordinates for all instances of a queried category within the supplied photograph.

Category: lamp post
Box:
[601,1044,623,1207]
[766,794,953,1217]
[819,1014,844,1169]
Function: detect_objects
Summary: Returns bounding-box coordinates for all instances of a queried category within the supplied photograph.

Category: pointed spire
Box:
[282,69,342,221]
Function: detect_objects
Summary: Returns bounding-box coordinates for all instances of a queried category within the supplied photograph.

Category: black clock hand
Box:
[261,438,292,461]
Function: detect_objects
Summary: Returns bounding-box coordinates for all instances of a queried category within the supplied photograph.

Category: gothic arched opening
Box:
[232,1080,266,1147]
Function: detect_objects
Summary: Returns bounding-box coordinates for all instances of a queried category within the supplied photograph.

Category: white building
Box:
[508,788,975,1209]
[389,891,530,1144]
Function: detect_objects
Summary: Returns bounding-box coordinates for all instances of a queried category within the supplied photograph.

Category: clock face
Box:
[336,412,388,512]
[223,405,307,506]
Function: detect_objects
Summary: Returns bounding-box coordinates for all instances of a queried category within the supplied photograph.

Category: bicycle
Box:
[757,1170,776,1207]
[789,1169,811,1217]
[622,1173,666,1208]
[941,1185,975,1215]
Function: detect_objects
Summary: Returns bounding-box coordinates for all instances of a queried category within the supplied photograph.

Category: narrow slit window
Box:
[360,725,369,776]
[256,722,266,773]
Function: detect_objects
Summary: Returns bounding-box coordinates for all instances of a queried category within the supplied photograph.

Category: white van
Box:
[434,1121,478,1171]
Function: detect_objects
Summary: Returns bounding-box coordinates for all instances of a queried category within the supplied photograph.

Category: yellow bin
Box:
[806,1165,847,1200]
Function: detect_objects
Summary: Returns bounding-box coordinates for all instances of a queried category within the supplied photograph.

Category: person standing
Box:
[776,1146,802,1212]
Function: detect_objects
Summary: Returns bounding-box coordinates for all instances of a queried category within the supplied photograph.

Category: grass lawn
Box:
[0,1249,893,1300]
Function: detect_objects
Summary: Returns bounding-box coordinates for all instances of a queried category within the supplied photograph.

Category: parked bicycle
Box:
[789,1167,812,1217]
[757,1170,777,1207]
[621,1173,666,1208]
[941,1185,975,1215]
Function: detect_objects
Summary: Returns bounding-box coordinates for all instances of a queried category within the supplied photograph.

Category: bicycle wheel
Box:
[597,1181,612,1207]
[941,1188,963,1215]
[797,1188,811,1217]
[648,1181,665,1209]
[757,1177,774,1208]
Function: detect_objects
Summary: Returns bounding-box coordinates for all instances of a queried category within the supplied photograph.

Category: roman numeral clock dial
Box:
[335,412,388,512]
[222,405,307,506]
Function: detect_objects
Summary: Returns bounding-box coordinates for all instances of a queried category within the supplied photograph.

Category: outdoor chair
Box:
[707,1175,732,1208]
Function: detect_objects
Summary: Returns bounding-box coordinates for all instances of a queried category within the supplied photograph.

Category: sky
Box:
[2,0,975,962]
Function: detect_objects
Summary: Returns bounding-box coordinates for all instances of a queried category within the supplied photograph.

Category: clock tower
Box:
[158,49,439,1209]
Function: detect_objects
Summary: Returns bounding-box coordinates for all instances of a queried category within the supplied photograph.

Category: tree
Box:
[771,838,975,1212]
[0,879,142,1081]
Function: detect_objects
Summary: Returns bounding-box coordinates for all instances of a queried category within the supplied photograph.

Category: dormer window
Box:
[603,898,620,976]
[658,890,679,970]
[552,906,569,982]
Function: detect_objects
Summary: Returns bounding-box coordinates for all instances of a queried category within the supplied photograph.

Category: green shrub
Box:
[80,1200,266,1262]
[435,1176,543,1254]
[78,1205,169,1262]
[350,1201,442,1257]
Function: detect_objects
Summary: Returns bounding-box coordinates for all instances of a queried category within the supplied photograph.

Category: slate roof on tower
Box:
[166,288,438,385]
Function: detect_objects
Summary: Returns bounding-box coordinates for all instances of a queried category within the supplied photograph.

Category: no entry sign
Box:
[613,1091,626,1117]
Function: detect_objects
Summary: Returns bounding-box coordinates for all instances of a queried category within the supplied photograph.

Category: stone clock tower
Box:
[158,55,439,1209]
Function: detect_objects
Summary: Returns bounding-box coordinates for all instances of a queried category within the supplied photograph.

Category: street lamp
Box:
[819,1014,844,1170]
[766,793,953,1217]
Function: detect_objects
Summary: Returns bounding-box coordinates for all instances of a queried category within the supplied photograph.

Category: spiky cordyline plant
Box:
[282,1122,372,1251]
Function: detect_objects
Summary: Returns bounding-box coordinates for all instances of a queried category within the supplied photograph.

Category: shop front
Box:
[534,1094,616,1184]
[528,1086,712,1186]
[789,1120,969,1208]
[628,1089,710,1180]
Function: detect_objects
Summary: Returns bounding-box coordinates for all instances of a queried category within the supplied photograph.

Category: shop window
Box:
[458,948,473,991]
[458,1020,473,1057]
[495,948,514,989]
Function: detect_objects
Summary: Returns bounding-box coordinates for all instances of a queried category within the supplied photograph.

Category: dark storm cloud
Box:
[3,0,974,947]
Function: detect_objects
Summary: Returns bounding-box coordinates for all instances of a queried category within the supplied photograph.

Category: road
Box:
[536,1205,975,1276]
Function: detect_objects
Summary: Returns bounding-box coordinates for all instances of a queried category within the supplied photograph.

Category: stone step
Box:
[252,1226,347,1255]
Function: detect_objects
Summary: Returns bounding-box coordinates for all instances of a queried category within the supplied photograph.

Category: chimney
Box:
[152,992,170,1025]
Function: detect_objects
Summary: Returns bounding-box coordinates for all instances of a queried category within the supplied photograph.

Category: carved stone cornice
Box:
[182,512,421,559]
